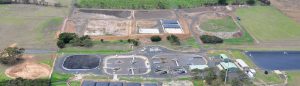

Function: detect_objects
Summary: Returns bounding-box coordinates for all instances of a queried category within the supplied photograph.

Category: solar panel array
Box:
[161,20,181,29]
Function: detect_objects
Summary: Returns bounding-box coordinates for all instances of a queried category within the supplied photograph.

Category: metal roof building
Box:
[236,59,249,68]
[160,20,183,34]
[218,62,238,72]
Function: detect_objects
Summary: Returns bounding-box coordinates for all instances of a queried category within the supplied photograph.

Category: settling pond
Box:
[246,51,300,70]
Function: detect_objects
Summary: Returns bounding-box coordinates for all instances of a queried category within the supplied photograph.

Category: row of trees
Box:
[150,35,181,45]
[57,33,93,48]
[0,78,49,86]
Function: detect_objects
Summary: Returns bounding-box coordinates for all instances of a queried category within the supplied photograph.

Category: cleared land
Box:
[235,6,300,42]
[201,17,238,32]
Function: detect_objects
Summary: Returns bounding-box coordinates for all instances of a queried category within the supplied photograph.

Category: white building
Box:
[235,59,249,71]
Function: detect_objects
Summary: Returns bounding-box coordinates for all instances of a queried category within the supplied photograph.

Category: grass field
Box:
[76,0,247,9]
[58,41,132,54]
[0,0,71,50]
[201,17,238,32]
[51,72,73,86]
[235,6,300,42]
[287,71,300,86]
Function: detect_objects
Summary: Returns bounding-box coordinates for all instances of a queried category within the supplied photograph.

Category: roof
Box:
[109,82,123,86]
[139,28,160,34]
[162,24,181,28]
[189,65,208,70]
[96,82,110,86]
[236,59,249,68]
[82,81,96,86]
[161,20,178,24]
[126,83,141,86]
[164,29,183,34]
[220,62,238,69]
[220,54,229,59]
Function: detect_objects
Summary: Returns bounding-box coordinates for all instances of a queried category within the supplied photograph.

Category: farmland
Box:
[0,0,71,50]
[235,6,300,42]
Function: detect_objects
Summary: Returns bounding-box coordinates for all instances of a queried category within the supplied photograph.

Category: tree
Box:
[200,35,223,44]
[150,36,162,42]
[167,35,180,45]
[191,69,202,80]
[157,1,169,9]
[231,78,242,86]
[246,0,255,5]
[58,33,78,44]
[0,47,25,65]
[57,40,66,48]
[218,0,227,5]
[204,68,217,85]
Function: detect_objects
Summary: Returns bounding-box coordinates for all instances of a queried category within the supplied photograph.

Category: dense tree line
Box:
[0,47,25,65]
[0,78,49,86]
[57,33,93,48]
[76,0,253,9]
[0,0,12,4]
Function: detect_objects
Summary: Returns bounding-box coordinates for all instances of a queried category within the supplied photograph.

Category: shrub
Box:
[54,2,62,7]
[200,35,223,44]
[82,39,93,47]
[167,35,180,45]
[150,36,162,42]
[100,39,104,43]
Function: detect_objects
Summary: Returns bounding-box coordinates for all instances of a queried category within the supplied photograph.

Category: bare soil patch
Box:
[5,62,51,79]
[84,20,130,36]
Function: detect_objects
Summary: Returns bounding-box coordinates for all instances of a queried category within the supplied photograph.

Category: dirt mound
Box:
[5,62,51,79]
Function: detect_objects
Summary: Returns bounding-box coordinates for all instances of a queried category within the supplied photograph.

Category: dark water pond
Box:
[246,51,300,70]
